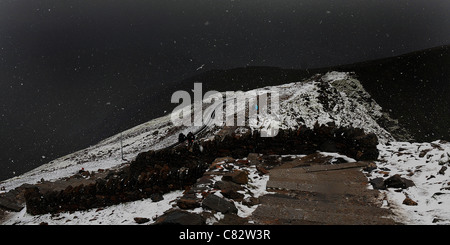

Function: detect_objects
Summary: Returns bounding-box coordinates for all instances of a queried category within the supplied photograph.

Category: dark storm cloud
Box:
[1,0,449,69]
[0,0,449,180]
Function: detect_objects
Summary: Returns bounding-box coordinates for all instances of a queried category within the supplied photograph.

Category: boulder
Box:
[384,174,415,189]
[256,166,269,175]
[363,162,378,172]
[222,170,248,185]
[221,189,244,201]
[177,194,201,209]
[213,180,244,192]
[150,193,164,202]
[134,217,151,224]
[369,177,386,190]
[202,194,238,214]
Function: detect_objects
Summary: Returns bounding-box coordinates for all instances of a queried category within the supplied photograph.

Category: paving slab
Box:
[251,161,398,225]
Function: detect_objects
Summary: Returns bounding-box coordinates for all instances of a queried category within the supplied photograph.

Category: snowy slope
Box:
[1,71,449,225]
[373,141,450,224]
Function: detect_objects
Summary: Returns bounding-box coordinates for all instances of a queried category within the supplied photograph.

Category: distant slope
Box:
[317,45,449,142]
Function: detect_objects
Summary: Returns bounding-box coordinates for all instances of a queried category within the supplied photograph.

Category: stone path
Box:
[250,159,398,225]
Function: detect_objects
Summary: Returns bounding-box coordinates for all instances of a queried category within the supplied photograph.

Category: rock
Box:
[222,170,248,185]
[363,162,377,172]
[154,210,205,225]
[369,177,386,190]
[221,189,244,201]
[256,166,269,175]
[202,194,238,214]
[216,214,249,225]
[438,166,447,175]
[0,189,25,212]
[134,217,151,224]
[297,153,333,166]
[419,149,431,158]
[214,181,244,192]
[384,174,415,189]
[402,197,418,206]
[177,194,201,209]
[242,197,260,207]
[235,159,249,165]
[247,153,261,164]
[150,193,164,202]
[197,175,213,185]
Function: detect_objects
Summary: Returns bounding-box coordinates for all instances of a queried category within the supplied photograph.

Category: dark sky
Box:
[1,0,449,69]
[0,0,449,181]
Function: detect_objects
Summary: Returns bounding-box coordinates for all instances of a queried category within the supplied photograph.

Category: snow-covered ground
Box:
[1,71,449,225]
[372,141,450,224]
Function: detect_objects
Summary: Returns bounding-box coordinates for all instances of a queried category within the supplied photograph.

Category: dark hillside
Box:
[318,45,449,142]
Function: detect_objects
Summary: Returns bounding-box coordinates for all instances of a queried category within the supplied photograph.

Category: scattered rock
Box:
[419,149,431,158]
[0,188,25,212]
[215,214,249,225]
[221,189,244,201]
[177,195,201,209]
[134,217,151,224]
[427,175,436,180]
[402,197,418,206]
[369,177,386,190]
[256,166,269,175]
[242,196,260,207]
[432,218,444,224]
[438,166,447,175]
[222,170,248,185]
[363,162,377,172]
[214,181,244,192]
[247,153,260,163]
[154,210,205,225]
[150,193,164,202]
[297,152,333,166]
[378,171,390,177]
[202,194,238,214]
[384,174,415,189]
[235,159,249,165]
[196,175,213,185]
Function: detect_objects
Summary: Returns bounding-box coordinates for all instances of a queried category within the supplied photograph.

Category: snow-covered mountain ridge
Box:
[1,71,449,225]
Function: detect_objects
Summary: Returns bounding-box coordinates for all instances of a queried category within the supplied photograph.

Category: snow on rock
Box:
[371,140,450,224]
[247,72,396,143]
